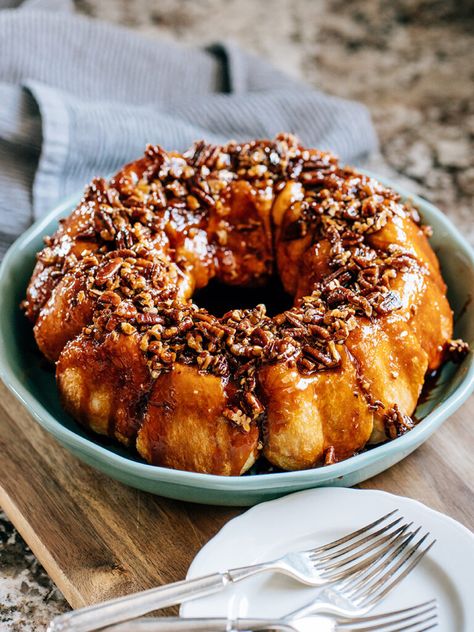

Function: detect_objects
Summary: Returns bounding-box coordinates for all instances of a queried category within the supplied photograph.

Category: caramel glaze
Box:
[23,134,464,475]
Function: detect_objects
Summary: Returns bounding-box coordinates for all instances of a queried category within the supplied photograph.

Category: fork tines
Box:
[311,510,400,555]
[308,510,436,609]
[309,510,417,582]
[334,525,436,611]
[336,599,438,631]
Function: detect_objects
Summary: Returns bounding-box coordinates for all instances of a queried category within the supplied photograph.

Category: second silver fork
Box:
[100,600,439,632]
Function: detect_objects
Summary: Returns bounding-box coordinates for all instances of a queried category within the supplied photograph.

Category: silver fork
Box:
[99,600,438,631]
[48,511,419,632]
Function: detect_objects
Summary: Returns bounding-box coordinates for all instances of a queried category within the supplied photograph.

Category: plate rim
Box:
[0,176,473,490]
[185,487,474,558]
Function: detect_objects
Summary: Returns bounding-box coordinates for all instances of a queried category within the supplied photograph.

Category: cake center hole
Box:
[194,275,293,318]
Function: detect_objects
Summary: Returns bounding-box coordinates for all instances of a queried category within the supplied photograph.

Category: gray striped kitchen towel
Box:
[0,0,378,259]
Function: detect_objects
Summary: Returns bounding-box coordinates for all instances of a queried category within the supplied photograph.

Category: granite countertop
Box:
[1,0,472,629]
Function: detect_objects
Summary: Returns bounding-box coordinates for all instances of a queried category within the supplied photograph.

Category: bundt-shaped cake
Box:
[23,134,463,475]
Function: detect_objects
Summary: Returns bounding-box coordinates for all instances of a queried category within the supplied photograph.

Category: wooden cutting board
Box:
[0,378,473,610]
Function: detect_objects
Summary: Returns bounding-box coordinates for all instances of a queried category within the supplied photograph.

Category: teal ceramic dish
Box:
[0,175,473,506]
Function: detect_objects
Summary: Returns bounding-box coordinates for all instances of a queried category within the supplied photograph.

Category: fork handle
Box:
[47,564,269,632]
[100,617,294,631]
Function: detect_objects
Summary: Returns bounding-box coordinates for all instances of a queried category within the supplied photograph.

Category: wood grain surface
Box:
[0,378,472,610]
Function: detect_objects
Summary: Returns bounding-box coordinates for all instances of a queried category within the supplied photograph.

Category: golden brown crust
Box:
[24,134,463,474]
[137,364,259,475]
[259,345,374,470]
[57,331,152,445]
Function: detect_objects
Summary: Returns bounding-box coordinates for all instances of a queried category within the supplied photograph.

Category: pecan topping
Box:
[30,134,467,432]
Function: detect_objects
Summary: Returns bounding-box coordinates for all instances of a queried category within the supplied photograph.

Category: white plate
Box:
[181,488,474,631]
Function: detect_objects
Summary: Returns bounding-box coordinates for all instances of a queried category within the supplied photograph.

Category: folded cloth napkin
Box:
[0,0,378,259]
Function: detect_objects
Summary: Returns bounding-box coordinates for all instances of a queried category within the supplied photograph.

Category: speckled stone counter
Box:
[1,1,472,629]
